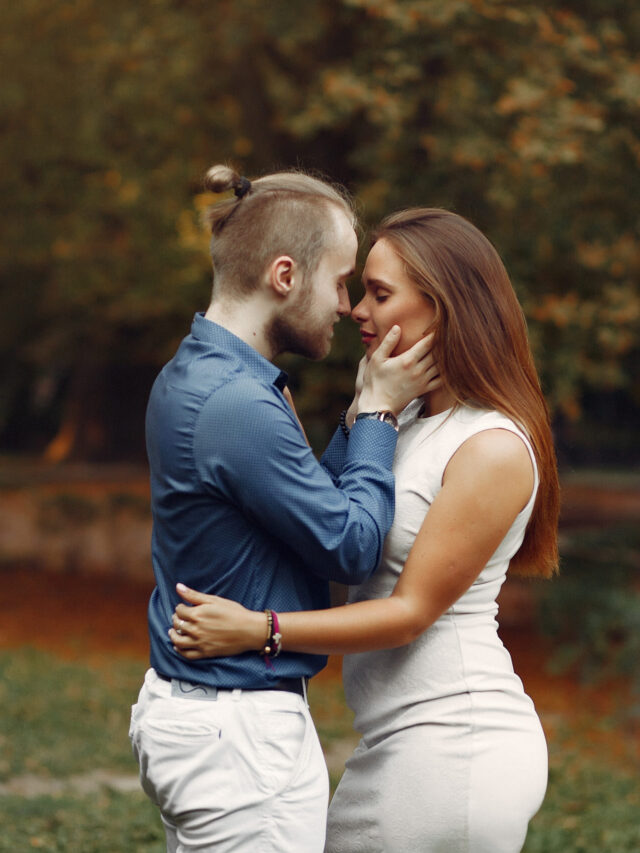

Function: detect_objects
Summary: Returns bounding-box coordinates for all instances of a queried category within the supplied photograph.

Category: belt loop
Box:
[231,688,242,701]
[302,677,308,707]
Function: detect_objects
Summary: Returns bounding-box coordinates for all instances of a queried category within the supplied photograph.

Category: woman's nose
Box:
[351,296,368,323]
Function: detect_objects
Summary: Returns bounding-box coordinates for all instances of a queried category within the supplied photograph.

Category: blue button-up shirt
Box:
[146,313,398,687]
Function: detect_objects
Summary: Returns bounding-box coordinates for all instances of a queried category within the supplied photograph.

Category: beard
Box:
[267,289,331,361]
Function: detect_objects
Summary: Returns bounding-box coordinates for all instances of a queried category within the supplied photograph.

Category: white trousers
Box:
[129,669,329,853]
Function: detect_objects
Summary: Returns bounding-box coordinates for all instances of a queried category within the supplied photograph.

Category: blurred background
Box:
[0,1,638,850]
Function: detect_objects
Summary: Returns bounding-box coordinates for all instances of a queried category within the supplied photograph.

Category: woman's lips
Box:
[360,331,376,346]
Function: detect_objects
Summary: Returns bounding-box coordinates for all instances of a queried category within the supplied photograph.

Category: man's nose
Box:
[338,288,351,316]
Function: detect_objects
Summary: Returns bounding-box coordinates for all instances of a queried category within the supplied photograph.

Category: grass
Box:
[0,650,143,781]
[0,647,638,851]
[0,792,164,853]
[524,753,640,852]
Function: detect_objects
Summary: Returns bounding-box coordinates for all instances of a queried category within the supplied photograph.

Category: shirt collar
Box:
[190,312,288,391]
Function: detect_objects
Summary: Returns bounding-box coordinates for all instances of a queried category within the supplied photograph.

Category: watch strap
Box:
[355,411,399,431]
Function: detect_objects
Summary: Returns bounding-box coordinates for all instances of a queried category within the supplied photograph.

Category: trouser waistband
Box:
[156,673,308,700]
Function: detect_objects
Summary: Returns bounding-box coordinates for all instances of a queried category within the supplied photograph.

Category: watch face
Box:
[381,412,399,429]
[355,411,398,430]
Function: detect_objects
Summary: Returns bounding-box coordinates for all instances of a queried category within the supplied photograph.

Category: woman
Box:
[169,208,560,853]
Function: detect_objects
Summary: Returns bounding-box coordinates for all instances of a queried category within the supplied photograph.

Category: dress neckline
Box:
[398,399,454,431]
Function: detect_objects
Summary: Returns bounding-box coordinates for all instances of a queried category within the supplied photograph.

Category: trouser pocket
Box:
[131,700,223,813]
[252,701,308,796]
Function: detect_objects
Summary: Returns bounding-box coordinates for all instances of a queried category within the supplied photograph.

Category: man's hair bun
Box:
[204,165,246,195]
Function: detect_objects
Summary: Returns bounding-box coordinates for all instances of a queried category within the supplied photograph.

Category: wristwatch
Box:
[355,411,399,432]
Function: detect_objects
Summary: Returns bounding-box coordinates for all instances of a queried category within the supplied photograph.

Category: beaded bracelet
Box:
[262,609,282,658]
[339,409,350,439]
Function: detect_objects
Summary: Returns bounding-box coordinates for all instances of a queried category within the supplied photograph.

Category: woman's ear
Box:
[268,255,297,297]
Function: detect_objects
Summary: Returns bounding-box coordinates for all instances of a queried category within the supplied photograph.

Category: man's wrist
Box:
[355,411,399,431]
[356,393,397,416]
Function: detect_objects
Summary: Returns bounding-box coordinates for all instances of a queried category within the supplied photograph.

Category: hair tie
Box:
[234,176,251,199]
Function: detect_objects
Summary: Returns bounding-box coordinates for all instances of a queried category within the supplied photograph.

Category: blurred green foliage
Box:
[1,0,638,458]
[538,523,640,695]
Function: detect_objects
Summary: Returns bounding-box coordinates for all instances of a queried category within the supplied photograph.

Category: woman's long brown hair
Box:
[373,208,559,578]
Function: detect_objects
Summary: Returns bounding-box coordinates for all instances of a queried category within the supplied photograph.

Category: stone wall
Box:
[0,476,152,581]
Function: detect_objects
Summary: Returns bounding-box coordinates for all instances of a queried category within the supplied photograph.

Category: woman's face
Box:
[353,238,436,357]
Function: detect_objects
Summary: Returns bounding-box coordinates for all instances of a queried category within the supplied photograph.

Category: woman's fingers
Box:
[176,582,214,605]
[425,371,442,394]
[169,592,263,658]
[372,325,401,360]
[170,626,194,645]
[172,608,200,639]
[174,603,191,621]
[422,342,442,393]
[173,605,193,627]
[169,625,208,658]
[401,331,434,364]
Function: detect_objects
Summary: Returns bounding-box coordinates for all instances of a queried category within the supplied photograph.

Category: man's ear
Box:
[268,255,297,297]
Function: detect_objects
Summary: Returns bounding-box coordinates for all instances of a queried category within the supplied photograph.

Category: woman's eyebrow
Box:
[361,276,394,289]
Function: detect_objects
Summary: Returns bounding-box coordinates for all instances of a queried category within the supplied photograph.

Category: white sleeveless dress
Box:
[325,401,548,853]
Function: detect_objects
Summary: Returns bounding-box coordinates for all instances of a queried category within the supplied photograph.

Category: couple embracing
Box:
[129,164,559,853]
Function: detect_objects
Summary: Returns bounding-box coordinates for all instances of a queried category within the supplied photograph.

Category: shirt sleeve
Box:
[193,379,398,585]
[319,425,348,485]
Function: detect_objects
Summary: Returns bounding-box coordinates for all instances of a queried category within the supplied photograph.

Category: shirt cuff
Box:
[346,417,398,470]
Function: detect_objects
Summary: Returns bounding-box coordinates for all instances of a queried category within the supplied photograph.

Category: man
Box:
[129,165,434,852]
